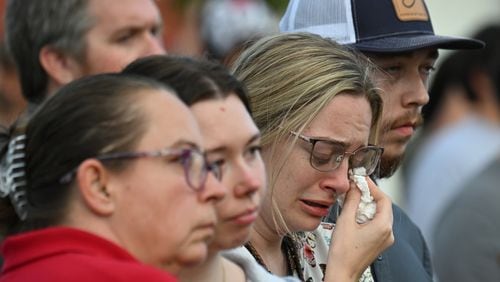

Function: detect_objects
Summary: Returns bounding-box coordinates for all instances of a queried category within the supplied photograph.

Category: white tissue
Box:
[350,167,376,224]
[336,168,376,223]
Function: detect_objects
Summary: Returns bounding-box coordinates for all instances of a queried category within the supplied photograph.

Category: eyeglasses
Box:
[59,147,221,191]
[290,131,383,176]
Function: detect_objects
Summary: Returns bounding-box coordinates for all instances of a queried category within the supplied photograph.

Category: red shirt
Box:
[0,227,177,282]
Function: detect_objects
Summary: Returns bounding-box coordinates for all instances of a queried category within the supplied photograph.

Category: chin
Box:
[291,215,322,232]
[175,245,209,267]
[214,225,252,250]
[377,146,404,179]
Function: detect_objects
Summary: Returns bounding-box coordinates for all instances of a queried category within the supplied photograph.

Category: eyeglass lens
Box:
[182,150,208,191]
[310,140,380,175]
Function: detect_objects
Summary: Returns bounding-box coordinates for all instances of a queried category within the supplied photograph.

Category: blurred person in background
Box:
[5,0,165,106]
[432,154,500,282]
[416,24,500,282]
[405,25,500,250]
[200,0,279,66]
[0,0,25,127]
[0,42,24,128]
[279,0,484,281]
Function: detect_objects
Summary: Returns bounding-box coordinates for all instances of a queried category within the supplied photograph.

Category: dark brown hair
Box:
[0,73,168,236]
[122,55,251,111]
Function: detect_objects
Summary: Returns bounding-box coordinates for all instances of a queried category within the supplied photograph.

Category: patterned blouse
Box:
[296,222,374,282]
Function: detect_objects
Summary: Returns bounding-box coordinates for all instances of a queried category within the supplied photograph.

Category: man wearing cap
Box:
[280,0,483,281]
[5,0,165,106]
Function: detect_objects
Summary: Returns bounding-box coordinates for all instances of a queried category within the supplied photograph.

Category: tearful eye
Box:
[334,154,344,164]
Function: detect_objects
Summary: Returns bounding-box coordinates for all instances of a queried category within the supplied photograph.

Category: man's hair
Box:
[5,0,94,104]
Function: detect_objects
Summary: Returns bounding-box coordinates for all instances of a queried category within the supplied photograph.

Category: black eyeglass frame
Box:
[290,131,383,176]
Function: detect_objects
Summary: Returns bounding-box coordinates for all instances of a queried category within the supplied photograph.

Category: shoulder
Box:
[391,203,424,238]
[223,257,245,282]
[2,256,176,282]
[222,247,301,282]
[372,204,433,281]
[432,181,500,282]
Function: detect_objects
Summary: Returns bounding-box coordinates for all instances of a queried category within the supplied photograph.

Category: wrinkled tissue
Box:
[336,167,376,224]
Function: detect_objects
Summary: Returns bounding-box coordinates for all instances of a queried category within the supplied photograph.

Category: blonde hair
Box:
[232,32,382,234]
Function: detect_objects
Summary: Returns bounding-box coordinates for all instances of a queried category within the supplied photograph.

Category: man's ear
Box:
[75,159,116,217]
[39,45,83,87]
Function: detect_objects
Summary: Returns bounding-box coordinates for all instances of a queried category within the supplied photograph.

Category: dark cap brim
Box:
[349,34,485,53]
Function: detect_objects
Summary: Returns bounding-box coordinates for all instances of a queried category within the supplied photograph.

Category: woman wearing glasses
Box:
[123,56,298,281]
[231,33,394,282]
[0,74,225,281]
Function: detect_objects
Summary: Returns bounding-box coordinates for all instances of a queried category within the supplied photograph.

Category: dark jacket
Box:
[326,203,433,282]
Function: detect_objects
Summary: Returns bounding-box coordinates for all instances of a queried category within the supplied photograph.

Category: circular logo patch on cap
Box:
[392,0,429,21]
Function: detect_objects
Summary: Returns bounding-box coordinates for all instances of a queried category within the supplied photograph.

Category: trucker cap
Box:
[280,0,484,52]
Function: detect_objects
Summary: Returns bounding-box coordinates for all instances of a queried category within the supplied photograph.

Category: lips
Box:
[389,115,422,139]
[393,124,414,137]
[228,206,259,226]
[300,199,333,217]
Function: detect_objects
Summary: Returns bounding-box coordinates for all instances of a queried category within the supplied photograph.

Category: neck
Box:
[247,218,288,276]
[178,252,224,282]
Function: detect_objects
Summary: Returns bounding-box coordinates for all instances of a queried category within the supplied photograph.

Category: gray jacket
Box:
[432,157,500,282]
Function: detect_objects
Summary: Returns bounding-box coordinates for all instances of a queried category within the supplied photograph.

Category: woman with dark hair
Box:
[123,56,297,281]
[0,73,225,281]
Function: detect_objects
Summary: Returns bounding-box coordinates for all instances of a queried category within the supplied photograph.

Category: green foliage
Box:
[264,0,288,14]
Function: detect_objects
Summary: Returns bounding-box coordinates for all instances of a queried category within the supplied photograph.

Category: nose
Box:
[232,162,262,198]
[318,158,350,195]
[199,173,226,203]
[402,72,429,108]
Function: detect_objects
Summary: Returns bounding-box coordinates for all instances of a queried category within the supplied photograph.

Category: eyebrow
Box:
[300,133,349,148]
[247,133,261,146]
[171,140,200,150]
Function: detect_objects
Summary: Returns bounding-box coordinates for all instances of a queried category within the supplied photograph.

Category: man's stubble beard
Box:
[376,152,403,179]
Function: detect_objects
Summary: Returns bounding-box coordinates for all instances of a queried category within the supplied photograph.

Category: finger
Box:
[365,178,390,206]
[338,181,361,219]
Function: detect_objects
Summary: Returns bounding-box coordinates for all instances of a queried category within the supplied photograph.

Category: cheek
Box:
[272,152,314,204]
[85,45,135,73]
[129,176,194,237]
[148,190,199,254]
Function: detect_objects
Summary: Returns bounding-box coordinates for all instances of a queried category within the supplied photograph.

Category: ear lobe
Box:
[39,45,83,87]
[76,159,115,216]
